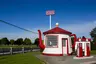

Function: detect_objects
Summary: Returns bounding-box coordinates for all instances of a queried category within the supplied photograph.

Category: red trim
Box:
[86,43,90,56]
[45,35,58,48]
[77,43,83,57]
[62,39,63,55]
[42,53,63,56]
[79,43,83,57]
[77,38,91,42]
[43,27,72,35]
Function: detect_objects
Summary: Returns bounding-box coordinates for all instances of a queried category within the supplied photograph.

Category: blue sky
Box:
[0,0,96,41]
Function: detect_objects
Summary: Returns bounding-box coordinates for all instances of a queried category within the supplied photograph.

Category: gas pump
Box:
[77,43,83,57]
[86,43,90,56]
[74,37,92,59]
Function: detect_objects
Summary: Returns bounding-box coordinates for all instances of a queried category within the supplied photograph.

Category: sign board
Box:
[46,10,55,15]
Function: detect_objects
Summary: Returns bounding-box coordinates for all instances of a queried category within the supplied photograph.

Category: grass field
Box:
[0,52,43,64]
[0,49,96,64]
[0,45,37,48]
[91,50,96,55]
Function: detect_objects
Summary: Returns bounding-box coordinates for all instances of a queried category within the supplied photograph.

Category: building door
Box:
[62,38,68,55]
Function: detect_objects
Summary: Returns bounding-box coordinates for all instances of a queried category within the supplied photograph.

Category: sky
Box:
[0,0,96,41]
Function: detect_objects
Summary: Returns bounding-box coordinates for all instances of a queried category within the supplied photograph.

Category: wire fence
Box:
[0,47,40,55]
[0,20,41,56]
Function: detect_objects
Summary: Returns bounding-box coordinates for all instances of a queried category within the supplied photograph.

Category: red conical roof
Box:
[43,27,72,35]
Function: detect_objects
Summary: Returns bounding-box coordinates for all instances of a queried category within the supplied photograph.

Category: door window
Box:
[62,39,67,47]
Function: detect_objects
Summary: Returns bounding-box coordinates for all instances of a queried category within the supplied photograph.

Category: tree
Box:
[15,38,23,45]
[34,38,39,46]
[10,39,15,45]
[0,39,1,44]
[34,38,44,46]
[0,37,10,45]
[90,27,96,39]
[90,27,96,50]
[24,38,32,45]
[42,40,44,43]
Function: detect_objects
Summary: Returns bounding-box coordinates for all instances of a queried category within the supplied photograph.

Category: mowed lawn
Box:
[0,52,43,64]
[0,45,37,48]
[91,50,96,55]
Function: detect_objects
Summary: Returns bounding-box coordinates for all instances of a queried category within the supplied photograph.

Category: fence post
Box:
[22,47,24,54]
[10,47,12,55]
[2,48,4,55]
[31,47,32,52]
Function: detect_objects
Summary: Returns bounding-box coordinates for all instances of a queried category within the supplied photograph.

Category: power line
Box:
[0,20,38,34]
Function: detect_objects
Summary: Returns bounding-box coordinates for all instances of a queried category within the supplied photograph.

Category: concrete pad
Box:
[73,56,94,59]
[36,54,96,64]
[80,61,96,64]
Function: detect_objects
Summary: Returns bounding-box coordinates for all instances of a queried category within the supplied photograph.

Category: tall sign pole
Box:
[49,15,51,29]
[46,10,55,29]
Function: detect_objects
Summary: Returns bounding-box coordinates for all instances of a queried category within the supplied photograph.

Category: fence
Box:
[0,47,40,55]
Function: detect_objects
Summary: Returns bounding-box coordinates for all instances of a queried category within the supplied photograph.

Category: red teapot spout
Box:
[38,30,45,50]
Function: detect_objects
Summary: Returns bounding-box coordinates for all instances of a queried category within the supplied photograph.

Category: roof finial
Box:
[56,22,59,27]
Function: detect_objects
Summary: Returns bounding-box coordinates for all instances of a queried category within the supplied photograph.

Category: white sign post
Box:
[49,15,51,29]
[46,10,55,29]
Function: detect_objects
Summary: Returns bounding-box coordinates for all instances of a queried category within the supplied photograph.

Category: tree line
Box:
[0,37,39,45]
[0,27,96,50]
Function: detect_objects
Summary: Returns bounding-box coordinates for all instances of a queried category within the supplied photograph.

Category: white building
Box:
[42,24,73,56]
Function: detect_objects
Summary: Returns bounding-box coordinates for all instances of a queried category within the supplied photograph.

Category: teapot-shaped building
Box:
[38,23,91,58]
[38,23,76,56]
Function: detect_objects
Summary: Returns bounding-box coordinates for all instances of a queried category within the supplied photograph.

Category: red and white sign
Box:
[46,10,55,15]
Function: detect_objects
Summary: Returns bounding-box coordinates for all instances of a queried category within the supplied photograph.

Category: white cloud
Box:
[94,21,96,24]
[60,21,96,38]
[0,21,96,41]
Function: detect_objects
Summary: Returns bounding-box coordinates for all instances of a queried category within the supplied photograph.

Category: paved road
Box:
[37,55,96,64]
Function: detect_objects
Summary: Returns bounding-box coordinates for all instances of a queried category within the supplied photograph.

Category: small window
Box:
[46,35,57,47]
[62,39,66,46]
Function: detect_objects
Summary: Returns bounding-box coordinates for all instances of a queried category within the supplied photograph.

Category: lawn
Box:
[0,52,43,64]
[91,50,96,55]
[0,45,37,48]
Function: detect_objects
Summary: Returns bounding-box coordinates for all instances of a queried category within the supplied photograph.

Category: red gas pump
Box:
[86,43,90,56]
[77,43,83,57]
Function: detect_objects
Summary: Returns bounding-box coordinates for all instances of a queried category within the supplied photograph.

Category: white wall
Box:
[43,34,62,54]
[43,34,72,55]
[43,47,62,54]
[59,34,72,54]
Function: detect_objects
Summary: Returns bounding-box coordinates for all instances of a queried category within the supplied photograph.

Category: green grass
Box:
[0,50,95,64]
[91,50,96,55]
[0,45,37,48]
[0,52,43,64]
